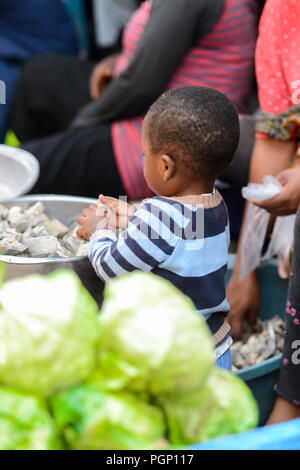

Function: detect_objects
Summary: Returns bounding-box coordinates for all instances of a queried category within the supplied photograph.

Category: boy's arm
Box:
[88,204,177,282]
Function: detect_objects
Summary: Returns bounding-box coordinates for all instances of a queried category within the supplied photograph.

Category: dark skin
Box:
[77,117,215,239]
[253,167,300,216]
[90,54,120,101]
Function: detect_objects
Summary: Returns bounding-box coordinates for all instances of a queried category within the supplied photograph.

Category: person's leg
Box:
[268,207,300,424]
[0,60,20,143]
[22,123,125,198]
[10,54,93,142]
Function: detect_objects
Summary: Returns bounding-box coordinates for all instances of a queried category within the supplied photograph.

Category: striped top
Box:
[112,0,258,200]
[89,190,232,353]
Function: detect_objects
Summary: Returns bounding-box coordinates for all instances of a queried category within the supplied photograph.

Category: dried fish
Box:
[76,243,89,257]
[45,219,69,238]
[0,202,88,259]
[26,236,58,258]
[0,204,8,219]
[55,243,74,259]
[231,316,285,371]
[0,238,27,255]
[63,228,82,254]
[25,202,45,227]
[7,207,28,232]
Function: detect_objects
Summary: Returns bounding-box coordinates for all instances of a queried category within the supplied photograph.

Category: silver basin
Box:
[0,195,104,306]
[0,145,40,200]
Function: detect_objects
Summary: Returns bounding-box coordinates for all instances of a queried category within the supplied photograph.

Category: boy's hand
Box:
[76,205,108,240]
[98,195,134,230]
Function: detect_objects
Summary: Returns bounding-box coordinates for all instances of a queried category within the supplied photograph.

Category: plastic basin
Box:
[192,417,300,450]
[226,255,289,426]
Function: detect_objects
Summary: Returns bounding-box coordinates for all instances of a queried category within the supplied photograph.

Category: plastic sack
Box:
[263,214,296,278]
[240,176,295,279]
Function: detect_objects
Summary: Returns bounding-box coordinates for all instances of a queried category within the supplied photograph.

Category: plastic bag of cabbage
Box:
[0,267,258,450]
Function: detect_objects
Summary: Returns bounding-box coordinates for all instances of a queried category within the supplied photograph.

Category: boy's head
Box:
[142,86,240,196]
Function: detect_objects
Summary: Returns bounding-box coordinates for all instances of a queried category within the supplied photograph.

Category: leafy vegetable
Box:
[161,368,259,445]
[0,270,100,397]
[96,272,214,395]
[51,385,166,450]
[0,387,62,450]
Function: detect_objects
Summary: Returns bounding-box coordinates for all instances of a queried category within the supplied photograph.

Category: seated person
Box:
[0,0,77,142]
[77,86,240,370]
[12,0,259,199]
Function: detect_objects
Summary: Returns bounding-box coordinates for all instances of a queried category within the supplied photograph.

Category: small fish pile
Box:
[0,202,88,258]
[231,316,285,371]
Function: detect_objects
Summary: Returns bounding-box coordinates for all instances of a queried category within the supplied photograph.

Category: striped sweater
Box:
[89,190,232,353]
[112,0,258,200]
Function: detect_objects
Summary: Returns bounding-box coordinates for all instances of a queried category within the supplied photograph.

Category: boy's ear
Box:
[160,154,175,182]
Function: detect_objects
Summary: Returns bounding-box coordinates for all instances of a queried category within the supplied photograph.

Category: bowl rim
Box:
[0,194,97,264]
[0,144,40,199]
[235,353,282,381]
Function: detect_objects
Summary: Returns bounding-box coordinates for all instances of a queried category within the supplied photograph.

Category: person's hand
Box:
[253,167,300,216]
[98,195,134,230]
[76,205,108,240]
[227,271,260,339]
[90,54,119,100]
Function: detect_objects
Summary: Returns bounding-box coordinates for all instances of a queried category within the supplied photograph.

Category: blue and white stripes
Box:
[89,191,232,348]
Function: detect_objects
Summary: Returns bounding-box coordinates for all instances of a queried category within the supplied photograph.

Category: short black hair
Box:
[145,86,240,179]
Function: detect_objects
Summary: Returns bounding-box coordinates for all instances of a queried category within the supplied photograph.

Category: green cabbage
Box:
[96,272,214,395]
[161,368,259,445]
[51,385,166,450]
[0,387,62,450]
[0,270,101,397]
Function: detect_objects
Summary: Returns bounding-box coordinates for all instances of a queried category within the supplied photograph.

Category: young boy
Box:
[77,86,240,370]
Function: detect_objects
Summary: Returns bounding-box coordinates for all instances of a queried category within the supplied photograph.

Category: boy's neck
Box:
[170,180,215,197]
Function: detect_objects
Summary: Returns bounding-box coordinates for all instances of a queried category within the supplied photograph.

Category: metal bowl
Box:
[0,145,40,200]
[0,195,104,306]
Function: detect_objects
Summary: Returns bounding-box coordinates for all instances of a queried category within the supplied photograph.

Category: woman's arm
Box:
[227,138,296,337]
[71,0,224,127]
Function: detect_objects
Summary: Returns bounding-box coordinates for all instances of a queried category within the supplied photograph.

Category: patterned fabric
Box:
[256,106,300,142]
[276,208,300,406]
[256,0,300,116]
[256,106,300,162]
[89,190,232,352]
[112,0,258,200]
